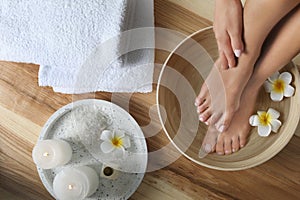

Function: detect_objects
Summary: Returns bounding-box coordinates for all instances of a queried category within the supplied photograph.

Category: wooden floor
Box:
[1,0,299,199]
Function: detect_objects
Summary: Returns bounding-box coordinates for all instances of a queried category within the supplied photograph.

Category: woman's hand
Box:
[214,0,244,69]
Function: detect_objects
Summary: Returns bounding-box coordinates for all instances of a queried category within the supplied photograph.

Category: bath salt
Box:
[55,105,110,145]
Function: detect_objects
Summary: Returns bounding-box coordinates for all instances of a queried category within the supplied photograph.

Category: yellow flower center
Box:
[259,112,271,126]
[111,137,123,148]
[273,79,285,93]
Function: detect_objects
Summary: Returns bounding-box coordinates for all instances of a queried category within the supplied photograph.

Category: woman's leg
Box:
[203,5,300,155]
[195,0,299,133]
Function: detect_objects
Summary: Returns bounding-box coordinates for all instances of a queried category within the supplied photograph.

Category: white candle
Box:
[32,139,72,169]
[53,166,99,200]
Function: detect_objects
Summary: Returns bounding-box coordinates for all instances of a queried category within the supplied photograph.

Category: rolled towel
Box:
[0,0,154,93]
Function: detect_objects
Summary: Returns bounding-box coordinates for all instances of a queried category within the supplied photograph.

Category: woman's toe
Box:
[195,84,208,106]
[231,136,240,153]
[215,135,224,155]
[197,99,210,114]
[206,113,222,126]
[215,109,235,133]
[199,108,212,123]
[224,138,232,155]
[239,135,247,148]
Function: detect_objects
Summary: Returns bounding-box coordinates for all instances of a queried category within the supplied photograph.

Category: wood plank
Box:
[169,0,215,21]
[294,65,300,137]
[154,0,212,35]
[0,188,23,200]
[0,0,299,200]
[169,0,247,21]
[0,153,53,200]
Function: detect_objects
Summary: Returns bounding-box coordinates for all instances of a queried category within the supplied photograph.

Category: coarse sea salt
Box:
[56,105,110,145]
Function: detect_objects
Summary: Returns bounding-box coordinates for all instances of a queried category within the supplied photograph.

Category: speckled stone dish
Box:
[37,99,147,200]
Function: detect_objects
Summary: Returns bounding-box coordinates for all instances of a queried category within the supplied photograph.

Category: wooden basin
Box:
[157,27,300,171]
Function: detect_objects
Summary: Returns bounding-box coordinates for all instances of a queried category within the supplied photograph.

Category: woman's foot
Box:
[200,81,260,155]
[195,58,253,132]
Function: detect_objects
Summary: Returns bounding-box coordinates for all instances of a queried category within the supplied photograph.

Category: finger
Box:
[219,53,228,70]
[222,33,236,68]
[216,50,228,70]
[228,31,244,58]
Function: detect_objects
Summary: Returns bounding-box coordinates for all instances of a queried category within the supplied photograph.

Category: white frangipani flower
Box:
[100,130,131,156]
[249,108,282,137]
[264,71,294,102]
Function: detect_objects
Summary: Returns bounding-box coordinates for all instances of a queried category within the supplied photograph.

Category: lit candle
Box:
[53,166,99,200]
[100,164,119,180]
[32,139,72,169]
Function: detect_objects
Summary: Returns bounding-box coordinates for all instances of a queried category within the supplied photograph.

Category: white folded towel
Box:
[0,0,154,93]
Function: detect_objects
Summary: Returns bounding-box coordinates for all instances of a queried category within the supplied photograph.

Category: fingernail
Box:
[204,144,212,153]
[197,109,200,114]
[234,49,241,57]
[205,121,209,125]
[199,116,204,122]
[194,101,199,106]
[218,125,225,133]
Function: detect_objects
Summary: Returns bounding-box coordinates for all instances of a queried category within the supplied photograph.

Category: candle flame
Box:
[68,185,73,190]
[43,152,49,157]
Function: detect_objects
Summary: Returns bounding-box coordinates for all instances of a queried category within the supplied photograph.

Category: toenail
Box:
[225,150,231,154]
[240,144,245,148]
[199,116,204,122]
[204,144,212,153]
[217,151,224,155]
[218,125,225,133]
[232,148,236,152]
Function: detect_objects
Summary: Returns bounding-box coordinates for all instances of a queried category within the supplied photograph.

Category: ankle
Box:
[247,76,264,91]
[237,48,261,72]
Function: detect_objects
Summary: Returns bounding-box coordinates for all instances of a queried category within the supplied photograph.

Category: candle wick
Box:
[68,185,73,190]
[43,152,49,157]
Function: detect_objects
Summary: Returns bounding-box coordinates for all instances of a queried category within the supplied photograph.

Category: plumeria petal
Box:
[263,81,273,93]
[100,130,113,141]
[114,130,125,139]
[267,108,280,119]
[270,119,282,133]
[122,136,131,148]
[279,72,292,85]
[249,115,260,126]
[268,71,280,83]
[101,141,115,153]
[284,85,295,97]
[270,91,284,102]
[258,125,272,137]
[113,146,125,158]
[266,71,294,102]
